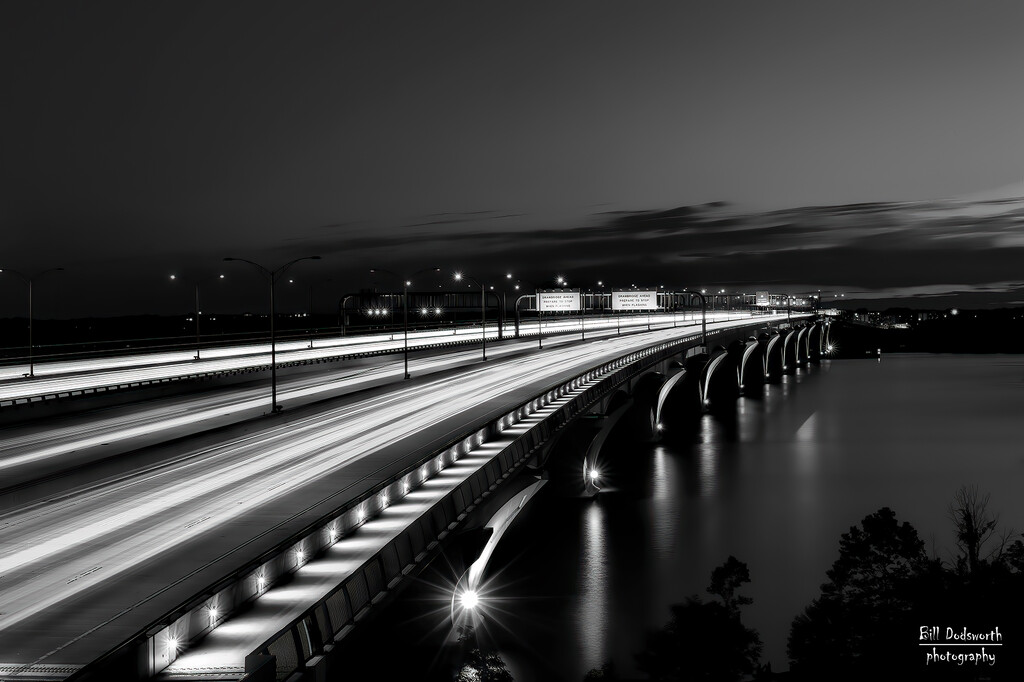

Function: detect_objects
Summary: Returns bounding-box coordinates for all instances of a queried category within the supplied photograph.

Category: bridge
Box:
[0,310,829,682]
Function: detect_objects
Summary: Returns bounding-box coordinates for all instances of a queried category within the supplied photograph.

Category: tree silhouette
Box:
[636,557,761,681]
[455,649,514,682]
[948,484,1015,577]
[787,508,939,679]
[708,555,753,615]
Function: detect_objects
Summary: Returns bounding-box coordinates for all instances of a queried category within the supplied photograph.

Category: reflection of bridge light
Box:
[459,589,480,609]
[588,468,600,481]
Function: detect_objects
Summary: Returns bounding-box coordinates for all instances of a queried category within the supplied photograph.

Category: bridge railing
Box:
[67,320,772,682]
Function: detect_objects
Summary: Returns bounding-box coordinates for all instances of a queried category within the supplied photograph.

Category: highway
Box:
[0,311,757,404]
[0,323,660,497]
[0,314,789,677]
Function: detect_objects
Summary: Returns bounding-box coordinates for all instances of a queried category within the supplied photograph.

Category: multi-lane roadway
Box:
[0,311,752,404]
[0,313,789,679]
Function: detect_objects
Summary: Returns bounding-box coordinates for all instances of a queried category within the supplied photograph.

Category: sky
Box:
[2,1,1024,318]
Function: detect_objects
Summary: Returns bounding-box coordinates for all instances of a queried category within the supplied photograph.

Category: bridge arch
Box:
[699,347,732,408]
[582,399,634,495]
[738,339,761,393]
[781,330,798,374]
[654,368,688,429]
[807,323,822,356]
[796,326,810,366]
[763,333,782,380]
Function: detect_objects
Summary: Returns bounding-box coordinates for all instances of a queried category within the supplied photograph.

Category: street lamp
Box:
[512,278,544,349]
[369,267,440,379]
[169,273,225,360]
[679,290,707,351]
[287,276,334,348]
[0,267,64,377]
[223,255,321,413]
[453,272,487,362]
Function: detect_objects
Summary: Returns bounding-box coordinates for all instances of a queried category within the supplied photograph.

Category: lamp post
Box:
[0,267,64,377]
[454,272,487,362]
[369,267,440,379]
[223,256,321,413]
[680,289,707,351]
[501,273,514,340]
[512,278,544,349]
[169,273,225,360]
[288,276,335,348]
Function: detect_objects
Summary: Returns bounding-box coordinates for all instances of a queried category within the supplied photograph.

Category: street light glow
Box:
[460,590,480,609]
[588,468,600,481]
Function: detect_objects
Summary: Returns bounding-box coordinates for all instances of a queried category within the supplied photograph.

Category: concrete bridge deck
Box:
[0,314,799,681]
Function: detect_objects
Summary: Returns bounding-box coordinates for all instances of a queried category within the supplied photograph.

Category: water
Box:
[344,354,1024,679]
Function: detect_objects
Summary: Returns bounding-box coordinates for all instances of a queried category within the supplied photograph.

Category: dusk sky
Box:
[2,1,1024,317]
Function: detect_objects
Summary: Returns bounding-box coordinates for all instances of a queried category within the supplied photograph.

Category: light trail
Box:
[0,315,793,670]
[0,320,672,482]
[0,312,750,403]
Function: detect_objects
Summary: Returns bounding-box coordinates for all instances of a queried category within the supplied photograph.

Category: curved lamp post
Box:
[680,289,708,351]
[512,278,544,349]
[369,267,440,379]
[223,256,321,413]
[0,267,64,377]
[453,272,487,362]
[169,273,225,360]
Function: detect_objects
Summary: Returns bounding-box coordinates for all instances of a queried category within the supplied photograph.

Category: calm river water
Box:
[344,354,1024,680]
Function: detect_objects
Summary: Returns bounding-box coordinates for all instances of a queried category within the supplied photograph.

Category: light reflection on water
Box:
[498,356,1024,678]
[576,503,608,673]
[356,355,1024,681]
[650,447,676,559]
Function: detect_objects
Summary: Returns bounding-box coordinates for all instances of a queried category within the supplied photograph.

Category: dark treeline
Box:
[832,309,1024,355]
[546,486,1024,681]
